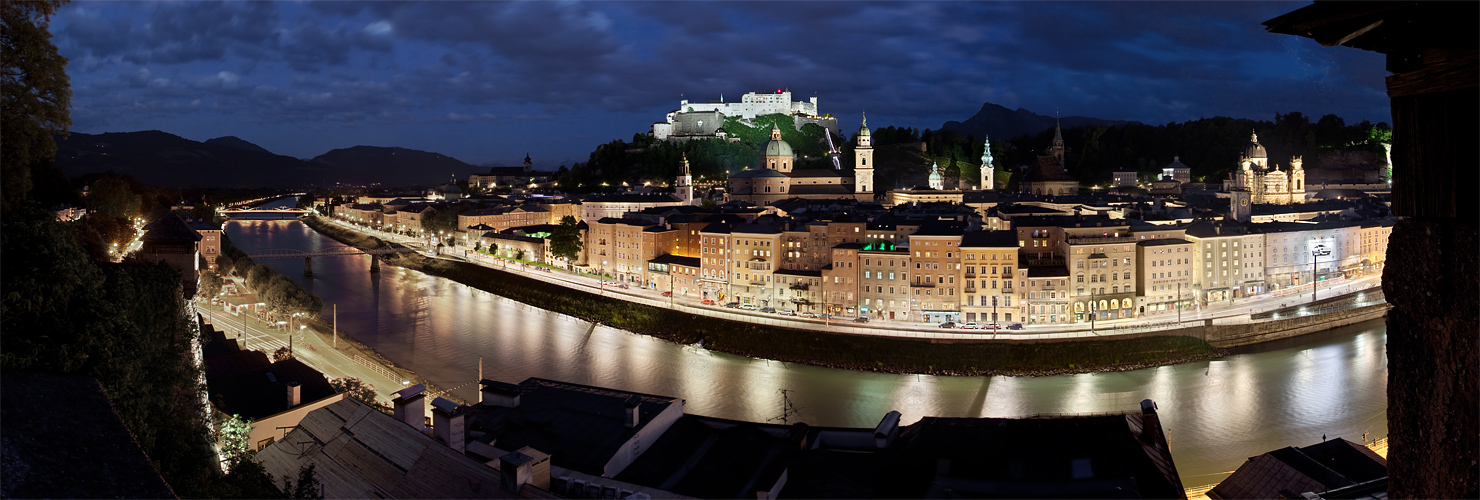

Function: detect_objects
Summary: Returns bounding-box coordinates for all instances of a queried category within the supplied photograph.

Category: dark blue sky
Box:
[54,1,1389,168]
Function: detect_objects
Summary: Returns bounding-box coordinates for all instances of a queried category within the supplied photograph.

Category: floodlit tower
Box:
[677,153,694,205]
[855,113,874,195]
[980,135,995,190]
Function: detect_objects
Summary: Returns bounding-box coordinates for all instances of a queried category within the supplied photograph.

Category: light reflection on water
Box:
[226,212,1387,487]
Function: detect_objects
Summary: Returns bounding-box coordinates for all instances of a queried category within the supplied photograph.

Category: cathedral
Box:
[1224,131,1305,205]
[727,118,874,205]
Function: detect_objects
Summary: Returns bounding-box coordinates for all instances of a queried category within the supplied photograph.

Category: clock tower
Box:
[1229,189,1252,223]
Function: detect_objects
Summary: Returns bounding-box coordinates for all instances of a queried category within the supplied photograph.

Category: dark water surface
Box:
[228,203,1388,488]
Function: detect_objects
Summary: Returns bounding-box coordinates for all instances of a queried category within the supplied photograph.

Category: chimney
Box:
[431,397,465,453]
[499,447,551,494]
[874,410,901,449]
[623,395,641,428]
[286,381,302,408]
[392,384,427,429]
[479,379,521,408]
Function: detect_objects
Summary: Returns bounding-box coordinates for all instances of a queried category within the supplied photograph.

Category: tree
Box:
[86,175,142,219]
[216,255,235,275]
[549,215,582,268]
[280,464,323,499]
[273,346,292,362]
[1,0,72,209]
[200,270,224,298]
[330,377,386,412]
[217,413,254,470]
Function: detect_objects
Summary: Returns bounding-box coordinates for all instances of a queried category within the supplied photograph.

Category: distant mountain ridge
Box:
[51,131,486,189]
[52,130,320,189]
[940,102,1133,140]
[309,146,482,186]
[204,136,274,155]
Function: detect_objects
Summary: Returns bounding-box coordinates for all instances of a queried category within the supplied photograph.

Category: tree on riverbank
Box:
[550,216,581,269]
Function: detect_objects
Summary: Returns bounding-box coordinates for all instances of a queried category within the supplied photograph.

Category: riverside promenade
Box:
[320,216,1389,345]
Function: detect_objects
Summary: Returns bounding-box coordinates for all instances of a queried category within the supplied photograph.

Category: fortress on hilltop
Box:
[650,90,837,141]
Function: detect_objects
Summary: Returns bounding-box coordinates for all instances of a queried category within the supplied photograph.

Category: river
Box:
[226,201,1388,488]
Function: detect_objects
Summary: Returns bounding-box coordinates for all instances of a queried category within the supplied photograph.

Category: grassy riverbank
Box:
[303,216,1225,376]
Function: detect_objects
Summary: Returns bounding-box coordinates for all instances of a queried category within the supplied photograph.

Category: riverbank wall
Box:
[300,216,1226,377]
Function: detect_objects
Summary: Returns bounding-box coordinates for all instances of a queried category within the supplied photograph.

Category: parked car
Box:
[617,283,629,289]
[983,322,1001,330]
[1006,323,1024,330]
[739,304,758,311]
[778,309,797,316]
[800,312,818,318]
[852,316,870,323]
[961,322,981,329]
[700,299,716,305]
[938,321,957,329]
[724,302,741,308]
[759,307,776,313]
[660,291,672,297]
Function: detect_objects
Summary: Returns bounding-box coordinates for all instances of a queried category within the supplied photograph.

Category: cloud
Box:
[447,112,475,123]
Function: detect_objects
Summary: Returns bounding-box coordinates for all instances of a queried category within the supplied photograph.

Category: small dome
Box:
[762,134,793,158]
[1245,131,1268,159]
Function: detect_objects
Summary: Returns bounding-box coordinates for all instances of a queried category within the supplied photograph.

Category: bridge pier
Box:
[304,257,313,277]
[369,255,380,273]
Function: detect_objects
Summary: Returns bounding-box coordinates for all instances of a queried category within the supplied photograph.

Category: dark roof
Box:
[186,219,222,231]
[1183,219,1251,238]
[1027,266,1071,278]
[613,415,799,499]
[959,230,1018,248]
[732,224,782,235]
[727,169,788,179]
[206,357,338,421]
[785,412,1184,499]
[463,378,682,476]
[142,213,202,243]
[911,220,967,237]
[594,217,656,227]
[788,184,855,195]
[648,254,700,267]
[0,372,177,499]
[788,168,850,178]
[774,268,823,277]
[995,204,1070,215]
[1210,438,1387,500]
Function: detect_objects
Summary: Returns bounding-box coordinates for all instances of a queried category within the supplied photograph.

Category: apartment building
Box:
[1063,224,1137,323]
[960,230,1020,325]
[858,244,911,320]
[729,225,783,307]
[909,224,966,323]
[821,244,862,316]
[1021,266,1072,325]
[1135,238,1195,316]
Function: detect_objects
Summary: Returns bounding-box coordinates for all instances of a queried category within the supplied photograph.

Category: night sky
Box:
[54,1,1388,168]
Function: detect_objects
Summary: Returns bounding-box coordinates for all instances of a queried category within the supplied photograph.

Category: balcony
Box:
[789,283,810,291]
[910,281,936,288]
[1066,235,1138,245]
[964,271,977,278]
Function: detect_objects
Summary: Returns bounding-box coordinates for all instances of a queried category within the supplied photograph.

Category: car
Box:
[938,321,957,329]
[778,309,797,316]
[800,312,818,318]
[739,304,758,311]
[852,316,870,323]
[660,291,672,297]
[724,302,741,308]
[759,307,776,313]
[1006,323,1024,330]
[982,322,1001,330]
[961,322,980,329]
[700,299,716,305]
[617,284,629,289]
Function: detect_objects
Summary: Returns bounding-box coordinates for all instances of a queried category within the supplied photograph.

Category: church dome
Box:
[1245,131,1268,159]
[762,124,793,158]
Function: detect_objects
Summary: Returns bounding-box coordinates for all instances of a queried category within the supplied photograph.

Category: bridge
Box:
[221,207,312,215]
[245,245,418,275]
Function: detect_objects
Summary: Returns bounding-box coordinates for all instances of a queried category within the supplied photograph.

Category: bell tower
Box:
[855,113,874,196]
[677,153,694,205]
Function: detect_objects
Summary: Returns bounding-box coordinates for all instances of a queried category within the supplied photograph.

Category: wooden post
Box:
[332,304,337,349]
[304,256,313,277]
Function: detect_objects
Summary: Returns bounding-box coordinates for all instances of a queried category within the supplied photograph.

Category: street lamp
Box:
[1311,244,1330,303]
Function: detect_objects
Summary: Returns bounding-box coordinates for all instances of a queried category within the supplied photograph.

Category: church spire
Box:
[680,152,691,176]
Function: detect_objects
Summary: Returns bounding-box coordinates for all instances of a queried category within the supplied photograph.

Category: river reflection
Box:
[226,206,1387,487]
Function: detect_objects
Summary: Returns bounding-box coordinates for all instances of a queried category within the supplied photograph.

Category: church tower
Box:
[1289,155,1305,202]
[760,123,794,173]
[980,135,995,190]
[928,161,944,190]
[1051,117,1065,165]
[854,113,874,196]
[677,153,694,205]
[523,153,533,173]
